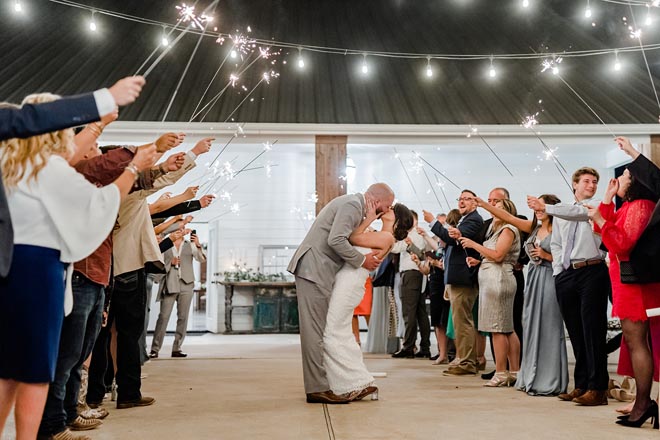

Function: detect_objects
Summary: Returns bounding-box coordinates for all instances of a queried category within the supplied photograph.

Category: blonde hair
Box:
[0,93,75,189]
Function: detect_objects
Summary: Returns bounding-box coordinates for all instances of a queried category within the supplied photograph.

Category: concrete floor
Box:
[2,334,659,440]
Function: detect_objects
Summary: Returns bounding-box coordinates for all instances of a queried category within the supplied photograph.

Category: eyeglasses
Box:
[456,197,475,202]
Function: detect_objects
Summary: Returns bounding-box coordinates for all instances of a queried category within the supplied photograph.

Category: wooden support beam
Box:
[646,135,660,168]
[315,135,347,214]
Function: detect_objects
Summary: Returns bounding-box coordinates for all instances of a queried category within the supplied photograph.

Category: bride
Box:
[323,200,414,400]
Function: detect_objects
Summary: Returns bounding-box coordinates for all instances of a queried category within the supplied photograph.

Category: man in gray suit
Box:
[288,183,394,404]
[150,231,206,358]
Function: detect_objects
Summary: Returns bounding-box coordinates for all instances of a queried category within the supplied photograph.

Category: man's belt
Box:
[571,258,604,270]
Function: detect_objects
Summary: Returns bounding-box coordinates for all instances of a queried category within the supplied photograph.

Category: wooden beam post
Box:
[315,135,347,214]
[646,135,660,168]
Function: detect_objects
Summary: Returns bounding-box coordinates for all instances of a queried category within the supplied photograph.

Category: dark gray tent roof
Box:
[1,0,660,125]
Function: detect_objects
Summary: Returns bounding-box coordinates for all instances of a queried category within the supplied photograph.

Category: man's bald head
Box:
[365,183,395,215]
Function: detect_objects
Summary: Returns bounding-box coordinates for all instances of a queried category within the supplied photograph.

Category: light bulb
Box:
[297,48,305,69]
[585,7,592,18]
[552,66,559,75]
[14,0,22,12]
[489,67,496,78]
[162,37,169,46]
[89,11,97,32]
[426,65,433,77]
[522,0,529,8]
[614,61,621,71]
[361,55,369,75]
[646,14,653,26]
[230,50,237,59]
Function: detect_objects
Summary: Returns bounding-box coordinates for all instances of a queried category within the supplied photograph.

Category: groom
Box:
[288,183,394,404]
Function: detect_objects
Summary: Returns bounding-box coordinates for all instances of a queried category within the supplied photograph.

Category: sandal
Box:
[483,371,511,388]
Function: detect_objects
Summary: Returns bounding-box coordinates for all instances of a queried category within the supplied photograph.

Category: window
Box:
[260,245,297,278]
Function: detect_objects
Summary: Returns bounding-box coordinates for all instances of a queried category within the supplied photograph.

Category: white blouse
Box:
[8,155,120,262]
[7,155,120,314]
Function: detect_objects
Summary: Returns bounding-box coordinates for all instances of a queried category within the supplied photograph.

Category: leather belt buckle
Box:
[571,259,603,270]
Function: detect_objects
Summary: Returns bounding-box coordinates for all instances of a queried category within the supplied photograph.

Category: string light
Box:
[230,49,237,59]
[425,56,433,78]
[297,47,305,69]
[14,0,22,12]
[361,54,369,75]
[89,11,97,32]
[161,25,169,46]
[488,57,496,78]
[613,50,622,71]
[585,0,592,19]
[645,5,653,26]
[522,0,530,8]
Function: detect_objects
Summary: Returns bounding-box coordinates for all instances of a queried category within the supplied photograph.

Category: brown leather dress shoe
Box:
[573,390,608,406]
[558,388,585,401]
[352,386,378,401]
[116,396,156,409]
[306,391,350,404]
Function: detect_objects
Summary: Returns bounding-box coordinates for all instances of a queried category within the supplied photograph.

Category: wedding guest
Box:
[0,76,145,285]
[0,92,156,440]
[107,138,212,410]
[415,227,449,364]
[391,211,431,358]
[586,166,660,428]
[458,199,521,387]
[423,190,484,376]
[150,230,207,358]
[528,167,611,406]
[38,127,182,439]
[476,194,568,395]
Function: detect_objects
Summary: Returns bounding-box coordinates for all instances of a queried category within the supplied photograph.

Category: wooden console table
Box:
[218,281,297,334]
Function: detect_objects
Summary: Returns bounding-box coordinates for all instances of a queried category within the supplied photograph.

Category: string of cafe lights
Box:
[9,0,660,79]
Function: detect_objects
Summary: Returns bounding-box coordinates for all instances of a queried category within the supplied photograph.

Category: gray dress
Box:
[515,226,569,396]
[477,224,520,333]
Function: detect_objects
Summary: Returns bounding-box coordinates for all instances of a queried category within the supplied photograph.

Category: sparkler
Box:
[161,18,211,122]
[521,115,575,195]
[208,140,279,193]
[421,166,443,211]
[540,56,618,138]
[393,148,424,209]
[413,151,462,191]
[138,1,220,78]
[627,5,660,122]
[435,176,452,208]
[468,126,514,177]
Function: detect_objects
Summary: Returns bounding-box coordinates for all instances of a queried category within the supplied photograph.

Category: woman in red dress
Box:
[588,167,660,429]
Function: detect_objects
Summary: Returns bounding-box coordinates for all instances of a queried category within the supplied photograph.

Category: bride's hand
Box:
[365,197,379,224]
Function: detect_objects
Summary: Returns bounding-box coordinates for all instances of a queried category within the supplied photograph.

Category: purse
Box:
[618,258,658,284]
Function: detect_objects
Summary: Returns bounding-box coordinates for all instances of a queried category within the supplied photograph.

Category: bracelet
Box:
[125,163,139,177]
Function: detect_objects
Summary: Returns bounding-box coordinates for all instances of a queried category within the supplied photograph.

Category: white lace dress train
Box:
[323,247,375,395]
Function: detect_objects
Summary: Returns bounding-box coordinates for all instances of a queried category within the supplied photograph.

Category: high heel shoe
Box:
[483,371,511,387]
[616,401,659,429]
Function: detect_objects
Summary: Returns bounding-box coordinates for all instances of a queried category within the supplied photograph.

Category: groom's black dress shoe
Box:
[306,391,350,404]
[414,351,431,359]
[392,349,415,358]
[171,351,188,358]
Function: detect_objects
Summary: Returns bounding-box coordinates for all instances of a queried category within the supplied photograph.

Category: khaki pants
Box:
[448,284,479,371]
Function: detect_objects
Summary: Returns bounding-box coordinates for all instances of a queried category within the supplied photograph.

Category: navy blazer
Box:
[431,210,484,286]
[0,93,100,277]
[628,154,660,281]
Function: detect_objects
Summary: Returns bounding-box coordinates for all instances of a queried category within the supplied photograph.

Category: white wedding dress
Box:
[323,246,375,395]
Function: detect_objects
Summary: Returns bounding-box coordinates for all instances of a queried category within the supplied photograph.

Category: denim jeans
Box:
[39,272,105,435]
